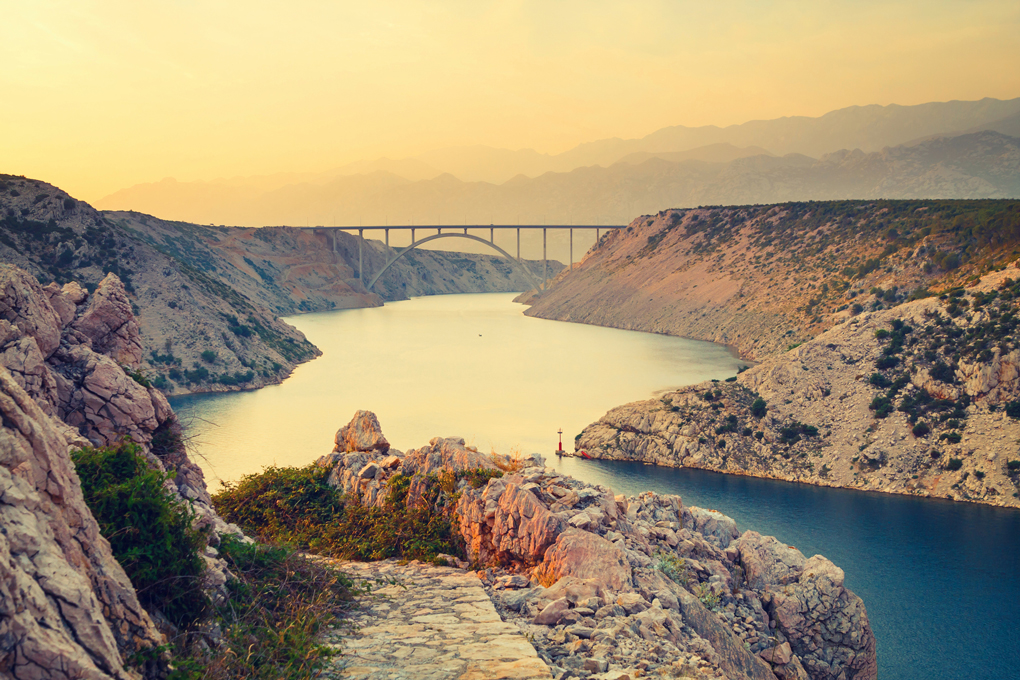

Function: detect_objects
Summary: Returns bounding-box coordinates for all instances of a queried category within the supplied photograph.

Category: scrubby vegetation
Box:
[72,442,209,628]
[72,441,358,680]
[212,462,503,562]
[166,537,357,680]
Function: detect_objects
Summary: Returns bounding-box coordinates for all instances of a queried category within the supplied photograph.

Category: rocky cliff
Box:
[0,264,246,678]
[316,411,876,680]
[574,264,1020,508]
[521,199,1020,361]
[0,175,560,395]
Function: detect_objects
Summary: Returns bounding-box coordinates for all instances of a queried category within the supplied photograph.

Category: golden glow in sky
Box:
[3,0,1019,202]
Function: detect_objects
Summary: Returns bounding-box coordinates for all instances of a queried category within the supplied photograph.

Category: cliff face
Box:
[575,265,1020,508]
[317,411,877,680]
[0,175,560,395]
[521,199,1020,361]
[0,264,244,678]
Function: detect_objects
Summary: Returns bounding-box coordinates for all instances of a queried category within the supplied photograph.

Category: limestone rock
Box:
[457,478,566,568]
[534,530,632,592]
[686,507,739,549]
[767,555,876,680]
[533,597,571,626]
[0,366,165,679]
[334,409,390,454]
[0,264,63,359]
[71,273,143,367]
[735,532,807,590]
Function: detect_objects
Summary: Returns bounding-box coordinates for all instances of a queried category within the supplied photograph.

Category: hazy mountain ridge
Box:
[97,95,1020,224]
[98,131,1020,234]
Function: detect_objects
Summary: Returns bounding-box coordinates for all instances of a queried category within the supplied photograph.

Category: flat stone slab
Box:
[321,559,553,680]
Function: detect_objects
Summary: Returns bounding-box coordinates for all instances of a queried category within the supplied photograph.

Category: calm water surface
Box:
[173,293,1019,680]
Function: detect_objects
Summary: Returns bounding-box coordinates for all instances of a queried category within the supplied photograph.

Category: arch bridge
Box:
[327,225,622,293]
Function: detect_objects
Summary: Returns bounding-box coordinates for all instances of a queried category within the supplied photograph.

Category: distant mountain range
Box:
[97,97,1020,231]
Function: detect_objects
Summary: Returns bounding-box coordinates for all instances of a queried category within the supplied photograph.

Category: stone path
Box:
[320,559,553,680]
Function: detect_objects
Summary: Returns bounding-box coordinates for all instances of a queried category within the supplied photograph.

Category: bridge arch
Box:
[365,233,545,293]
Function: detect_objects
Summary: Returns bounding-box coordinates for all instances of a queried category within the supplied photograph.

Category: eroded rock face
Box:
[735,534,875,680]
[0,266,249,664]
[0,367,164,679]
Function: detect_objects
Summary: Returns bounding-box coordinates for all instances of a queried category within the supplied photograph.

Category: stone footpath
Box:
[321,560,554,680]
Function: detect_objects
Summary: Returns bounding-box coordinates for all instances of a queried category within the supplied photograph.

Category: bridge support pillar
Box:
[411,228,416,245]
[569,228,573,270]
[358,229,364,281]
[490,227,494,244]
[516,228,520,261]
[385,228,389,247]
[596,228,600,242]
[542,228,547,291]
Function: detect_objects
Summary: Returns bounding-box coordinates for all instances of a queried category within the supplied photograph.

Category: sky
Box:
[3,0,1019,203]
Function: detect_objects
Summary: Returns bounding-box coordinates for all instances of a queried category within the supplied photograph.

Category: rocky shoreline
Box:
[318,411,877,680]
[570,263,1020,509]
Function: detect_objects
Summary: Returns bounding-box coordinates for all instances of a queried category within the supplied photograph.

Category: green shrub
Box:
[947,458,964,471]
[200,350,217,364]
[123,366,151,388]
[940,431,963,444]
[654,552,690,586]
[912,421,931,437]
[1007,460,1020,473]
[1005,401,1020,419]
[751,397,767,418]
[213,463,463,562]
[71,442,208,627]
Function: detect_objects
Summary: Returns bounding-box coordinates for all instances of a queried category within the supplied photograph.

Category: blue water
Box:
[549,457,1020,680]
[174,293,1020,679]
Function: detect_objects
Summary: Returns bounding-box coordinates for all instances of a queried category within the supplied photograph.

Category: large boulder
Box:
[734,531,807,590]
[736,533,876,680]
[533,529,632,592]
[457,477,567,567]
[0,320,60,415]
[768,556,876,680]
[0,366,165,679]
[0,265,63,359]
[685,507,739,549]
[334,409,390,454]
[70,273,143,367]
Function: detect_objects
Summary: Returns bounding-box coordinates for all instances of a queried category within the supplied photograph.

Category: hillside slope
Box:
[1,175,559,395]
[522,199,1020,360]
[576,265,1020,508]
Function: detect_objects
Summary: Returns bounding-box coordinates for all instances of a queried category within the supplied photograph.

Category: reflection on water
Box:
[172,293,1020,680]
[172,293,743,489]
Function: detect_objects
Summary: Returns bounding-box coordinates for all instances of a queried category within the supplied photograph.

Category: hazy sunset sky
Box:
[3,0,1019,202]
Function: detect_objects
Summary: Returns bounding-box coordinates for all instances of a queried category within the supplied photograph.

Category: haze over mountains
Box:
[98,97,1020,230]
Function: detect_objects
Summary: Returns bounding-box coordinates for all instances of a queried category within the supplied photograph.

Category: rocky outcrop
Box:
[0,265,249,674]
[317,411,876,680]
[334,409,390,454]
[70,273,143,367]
[0,366,164,679]
[575,264,1020,508]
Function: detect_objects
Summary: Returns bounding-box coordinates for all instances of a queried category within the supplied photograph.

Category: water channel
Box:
[172,293,1020,680]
